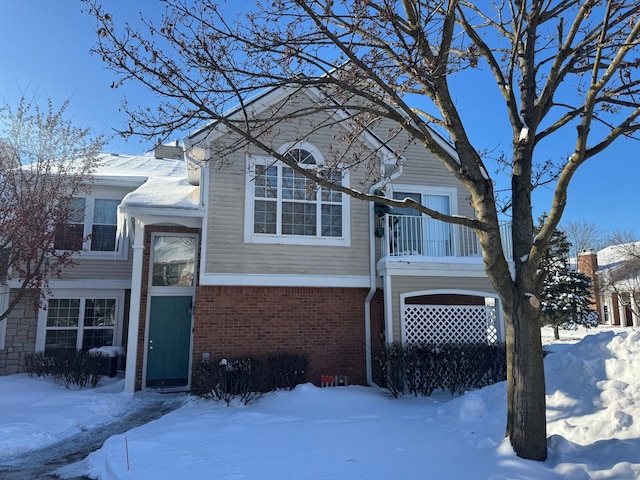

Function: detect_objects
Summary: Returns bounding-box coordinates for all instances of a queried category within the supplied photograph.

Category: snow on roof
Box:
[597,242,640,270]
[121,176,200,210]
[95,153,201,211]
[94,153,186,178]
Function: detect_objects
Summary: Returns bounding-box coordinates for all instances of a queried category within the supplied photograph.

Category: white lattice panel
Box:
[403,305,498,344]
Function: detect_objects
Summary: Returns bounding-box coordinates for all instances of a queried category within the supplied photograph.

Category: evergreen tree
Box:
[538,221,598,340]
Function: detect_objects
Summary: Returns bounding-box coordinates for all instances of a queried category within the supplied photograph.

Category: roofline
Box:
[183,80,464,170]
[185,85,288,144]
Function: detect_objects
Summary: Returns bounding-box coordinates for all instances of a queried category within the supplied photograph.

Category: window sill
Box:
[58,250,128,260]
[245,234,350,247]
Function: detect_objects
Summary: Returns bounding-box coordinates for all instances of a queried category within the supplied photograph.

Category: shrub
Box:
[24,350,106,389]
[378,342,407,397]
[377,342,507,397]
[264,353,308,391]
[24,351,56,378]
[192,352,310,404]
[191,356,262,405]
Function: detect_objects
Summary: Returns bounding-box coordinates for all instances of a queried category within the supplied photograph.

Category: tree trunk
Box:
[553,325,560,341]
[504,295,548,461]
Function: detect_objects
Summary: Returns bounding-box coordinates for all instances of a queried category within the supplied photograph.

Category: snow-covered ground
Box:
[0,325,638,479]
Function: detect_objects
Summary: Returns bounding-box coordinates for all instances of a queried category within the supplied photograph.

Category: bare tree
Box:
[599,231,640,325]
[563,220,605,260]
[84,0,640,460]
[0,97,103,321]
[607,229,639,246]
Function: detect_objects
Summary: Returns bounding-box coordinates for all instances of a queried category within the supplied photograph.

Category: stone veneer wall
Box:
[0,290,39,375]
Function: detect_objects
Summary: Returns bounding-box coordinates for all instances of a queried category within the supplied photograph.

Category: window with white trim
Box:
[388,186,457,257]
[55,197,120,252]
[43,297,116,353]
[247,146,349,246]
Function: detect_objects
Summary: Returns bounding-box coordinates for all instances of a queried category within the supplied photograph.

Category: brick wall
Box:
[577,249,601,321]
[131,224,385,390]
[193,286,384,386]
[0,290,39,374]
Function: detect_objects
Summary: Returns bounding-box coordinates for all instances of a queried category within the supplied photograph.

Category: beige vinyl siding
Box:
[370,119,476,220]
[391,140,476,220]
[389,276,497,341]
[205,94,374,277]
[58,246,133,281]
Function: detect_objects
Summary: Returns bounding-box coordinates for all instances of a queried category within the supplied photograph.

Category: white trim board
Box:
[200,273,370,288]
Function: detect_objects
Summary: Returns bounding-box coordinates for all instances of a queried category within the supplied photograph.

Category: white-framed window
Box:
[390,186,457,256]
[55,196,121,255]
[36,290,125,354]
[245,144,350,246]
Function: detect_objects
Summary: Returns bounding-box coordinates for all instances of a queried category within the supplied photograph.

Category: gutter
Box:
[364,160,403,388]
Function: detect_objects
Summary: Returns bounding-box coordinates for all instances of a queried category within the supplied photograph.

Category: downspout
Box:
[364,199,379,388]
[364,161,403,388]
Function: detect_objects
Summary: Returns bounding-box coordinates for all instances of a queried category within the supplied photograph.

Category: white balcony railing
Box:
[381,214,513,260]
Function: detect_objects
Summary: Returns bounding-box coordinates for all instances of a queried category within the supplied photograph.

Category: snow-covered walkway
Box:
[0,326,638,479]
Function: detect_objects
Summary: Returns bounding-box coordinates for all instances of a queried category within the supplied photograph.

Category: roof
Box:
[183,82,459,168]
[597,242,640,270]
[94,153,201,212]
[94,153,186,179]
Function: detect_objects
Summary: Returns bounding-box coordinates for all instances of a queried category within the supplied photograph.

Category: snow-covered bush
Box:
[192,352,310,404]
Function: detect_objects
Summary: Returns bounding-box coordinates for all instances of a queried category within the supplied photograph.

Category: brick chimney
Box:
[577,249,601,321]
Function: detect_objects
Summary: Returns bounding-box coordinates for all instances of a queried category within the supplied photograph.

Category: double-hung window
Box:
[247,146,349,246]
[55,197,86,251]
[55,197,120,253]
[91,199,119,251]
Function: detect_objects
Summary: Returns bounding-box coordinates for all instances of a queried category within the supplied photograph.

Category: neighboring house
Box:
[0,86,512,392]
[0,147,203,377]
[578,245,640,327]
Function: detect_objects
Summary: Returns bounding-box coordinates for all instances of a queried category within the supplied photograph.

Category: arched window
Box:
[283,147,316,165]
[247,143,347,244]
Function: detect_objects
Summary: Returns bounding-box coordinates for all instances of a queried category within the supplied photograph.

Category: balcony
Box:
[379,214,513,261]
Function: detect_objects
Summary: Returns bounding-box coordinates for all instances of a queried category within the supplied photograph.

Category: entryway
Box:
[146,296,193,387]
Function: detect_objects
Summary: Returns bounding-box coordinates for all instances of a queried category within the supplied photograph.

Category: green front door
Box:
[146,296,192,387]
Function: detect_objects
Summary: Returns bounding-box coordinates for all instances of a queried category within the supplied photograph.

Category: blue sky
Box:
[0,1,637,236]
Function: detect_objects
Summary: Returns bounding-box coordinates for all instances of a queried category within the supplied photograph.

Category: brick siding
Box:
[577,250,602,321]
[193,286,384,386]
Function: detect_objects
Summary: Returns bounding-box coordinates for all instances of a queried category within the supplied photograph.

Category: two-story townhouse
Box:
[119,85,508,392]
[1,84,510,393]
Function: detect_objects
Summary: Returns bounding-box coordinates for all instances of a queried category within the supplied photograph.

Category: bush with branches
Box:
[24,350,106,389]
[378,342,507,397]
